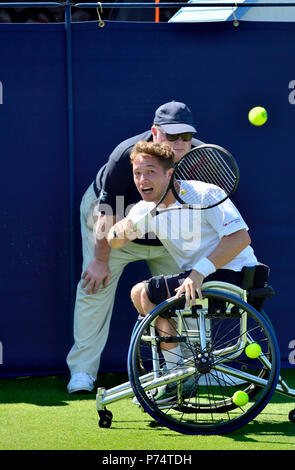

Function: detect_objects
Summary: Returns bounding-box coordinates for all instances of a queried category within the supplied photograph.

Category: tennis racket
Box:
[117,144,239,236]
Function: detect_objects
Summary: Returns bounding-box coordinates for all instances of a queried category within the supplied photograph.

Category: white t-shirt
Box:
[128,181,258,273]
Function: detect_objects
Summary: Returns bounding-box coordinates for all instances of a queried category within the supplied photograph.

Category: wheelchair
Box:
[96,278,295,435]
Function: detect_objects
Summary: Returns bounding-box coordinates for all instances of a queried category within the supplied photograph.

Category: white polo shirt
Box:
[128,181,258,273]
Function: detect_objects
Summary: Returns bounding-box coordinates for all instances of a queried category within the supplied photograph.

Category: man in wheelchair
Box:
[107,141,269,405]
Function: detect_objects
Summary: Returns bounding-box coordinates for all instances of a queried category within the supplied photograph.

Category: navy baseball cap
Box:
[153,101,197,134]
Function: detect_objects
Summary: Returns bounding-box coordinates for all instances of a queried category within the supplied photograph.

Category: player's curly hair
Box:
[130,141,174,170]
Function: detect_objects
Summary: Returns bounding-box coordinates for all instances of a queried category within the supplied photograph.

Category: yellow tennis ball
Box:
[245,342,262,359]
[248,106,268,126]
[180,189,186,195]
[232,390,249,407]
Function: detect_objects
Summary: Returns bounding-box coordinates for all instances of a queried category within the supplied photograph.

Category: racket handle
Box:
[113,214,148,239]
[133,213,150,233]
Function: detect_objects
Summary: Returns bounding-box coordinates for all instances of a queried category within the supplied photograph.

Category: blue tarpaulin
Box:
[0,19,294,376]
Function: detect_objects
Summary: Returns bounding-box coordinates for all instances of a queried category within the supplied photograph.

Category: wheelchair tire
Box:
[128,290,280,435]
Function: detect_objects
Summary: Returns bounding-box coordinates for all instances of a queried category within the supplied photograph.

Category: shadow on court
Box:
[0,373,129,407]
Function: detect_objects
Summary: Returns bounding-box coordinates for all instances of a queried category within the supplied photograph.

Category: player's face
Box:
[152,126,192,162]
[133,154,172,203]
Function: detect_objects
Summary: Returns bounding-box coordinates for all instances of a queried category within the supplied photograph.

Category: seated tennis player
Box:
[107,140,259,404]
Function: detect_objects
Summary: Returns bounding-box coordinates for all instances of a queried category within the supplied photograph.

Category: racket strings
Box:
[173,147,238,209]
[181,152,225,189]
[202,148,236,191]
[178,149,236,191]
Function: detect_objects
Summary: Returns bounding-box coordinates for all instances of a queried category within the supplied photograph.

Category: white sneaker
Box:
[67,372,95,394]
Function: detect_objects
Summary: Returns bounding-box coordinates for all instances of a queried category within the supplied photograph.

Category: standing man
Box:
[67,101,204,393]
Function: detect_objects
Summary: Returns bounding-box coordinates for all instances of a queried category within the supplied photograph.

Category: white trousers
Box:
[66,184,179,379]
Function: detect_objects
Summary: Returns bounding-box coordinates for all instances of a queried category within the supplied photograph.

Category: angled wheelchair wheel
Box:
[127,289,280,435]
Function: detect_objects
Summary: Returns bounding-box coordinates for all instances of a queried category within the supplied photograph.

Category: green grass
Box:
[0,371,295,450]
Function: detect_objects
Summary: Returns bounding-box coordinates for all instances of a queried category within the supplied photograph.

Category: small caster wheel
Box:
[98,409,113,428]
[288,408,295,423]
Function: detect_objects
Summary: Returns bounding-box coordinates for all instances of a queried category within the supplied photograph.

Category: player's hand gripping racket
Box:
[117,144,239,236]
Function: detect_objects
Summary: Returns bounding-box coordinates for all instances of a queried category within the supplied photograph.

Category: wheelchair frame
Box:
[96,281,295,434]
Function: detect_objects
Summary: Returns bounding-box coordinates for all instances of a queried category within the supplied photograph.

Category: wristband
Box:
[193,258,216,278]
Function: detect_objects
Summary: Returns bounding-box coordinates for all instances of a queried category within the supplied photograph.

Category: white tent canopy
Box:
[169,0,295,23]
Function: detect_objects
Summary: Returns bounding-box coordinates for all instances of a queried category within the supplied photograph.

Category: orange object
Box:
[155,0,160,22]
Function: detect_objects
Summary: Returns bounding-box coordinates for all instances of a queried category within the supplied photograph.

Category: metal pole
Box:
[65,0,76,316]
[75,2,295,9]
[0,2,61,7]
[155,0,160,22]
[1,1,295,8]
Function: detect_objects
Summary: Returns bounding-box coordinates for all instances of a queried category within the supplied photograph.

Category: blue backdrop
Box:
[0,19,294,377]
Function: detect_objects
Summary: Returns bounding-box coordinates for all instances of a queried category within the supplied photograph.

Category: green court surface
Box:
[0,371,294,451]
